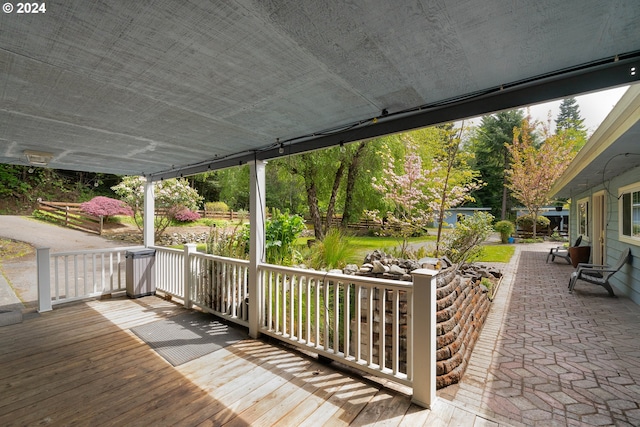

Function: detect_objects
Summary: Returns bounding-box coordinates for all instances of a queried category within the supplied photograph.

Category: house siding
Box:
[570,164,640,304]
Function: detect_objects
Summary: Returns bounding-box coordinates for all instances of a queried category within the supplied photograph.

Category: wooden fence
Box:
[37,200,104,235]
[37,200,384,236]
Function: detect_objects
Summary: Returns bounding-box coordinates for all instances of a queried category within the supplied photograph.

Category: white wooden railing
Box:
[36,246,143,309]
[36,245,437,406]
[258,263,414,386]
[153,246,185,299]
[152,245,250,327]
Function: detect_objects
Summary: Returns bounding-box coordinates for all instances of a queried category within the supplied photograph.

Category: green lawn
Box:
[475,244,515,263]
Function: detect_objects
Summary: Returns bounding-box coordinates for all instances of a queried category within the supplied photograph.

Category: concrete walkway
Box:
[441,243,640,426]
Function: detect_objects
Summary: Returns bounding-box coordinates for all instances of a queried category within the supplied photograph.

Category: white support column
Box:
[36,247,52,313]
[248,160,266,339]
[410,268,438,409]
[143,179,155,247]
[183,243,196,309]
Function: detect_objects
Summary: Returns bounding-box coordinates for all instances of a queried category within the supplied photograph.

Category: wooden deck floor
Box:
[0,296,506,426]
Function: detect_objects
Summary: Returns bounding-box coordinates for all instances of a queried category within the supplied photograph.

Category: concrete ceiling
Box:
[1,1,639,180]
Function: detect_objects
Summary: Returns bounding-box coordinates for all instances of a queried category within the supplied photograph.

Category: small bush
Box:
[205,201,229,213]
[265,209,305,265]
[206,223,247,259]
[494,220,515,243]
[442,211,494,265]
[173,207,201,222]
[80,196,133,221]
[516,214,550,232]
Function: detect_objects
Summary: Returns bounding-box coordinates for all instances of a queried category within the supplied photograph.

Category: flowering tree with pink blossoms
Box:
[506,116,575,238]
[367,129,482,257]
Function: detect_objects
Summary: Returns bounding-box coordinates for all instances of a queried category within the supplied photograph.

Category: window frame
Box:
[577,197,589,239]
[619,182,640,245]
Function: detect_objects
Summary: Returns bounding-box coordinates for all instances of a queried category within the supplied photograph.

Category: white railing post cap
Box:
[411,268,439,278]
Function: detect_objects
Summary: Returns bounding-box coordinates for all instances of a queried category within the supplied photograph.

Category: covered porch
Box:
[4,242,640,426]
[0,294,492,426]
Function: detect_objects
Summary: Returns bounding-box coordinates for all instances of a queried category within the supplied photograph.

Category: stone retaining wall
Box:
[355,265,492,389]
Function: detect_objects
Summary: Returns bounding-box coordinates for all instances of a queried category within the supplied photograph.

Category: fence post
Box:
[410,268,438,409]
[183,243,196,309]
[37,248,52,313]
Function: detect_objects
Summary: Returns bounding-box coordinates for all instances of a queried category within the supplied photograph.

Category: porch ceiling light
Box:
[24,150,54,166]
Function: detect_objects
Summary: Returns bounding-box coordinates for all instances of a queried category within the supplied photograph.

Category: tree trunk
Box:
[325,160,345,234]
[501,149,509,220]
[342,141,367,227]
[306,180,324,240]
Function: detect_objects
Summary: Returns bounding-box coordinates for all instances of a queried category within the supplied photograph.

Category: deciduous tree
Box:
[112,176,203,238]
[506,116,574,237]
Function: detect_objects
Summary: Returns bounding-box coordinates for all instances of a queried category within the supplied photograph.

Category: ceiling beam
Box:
[150,53,640,181]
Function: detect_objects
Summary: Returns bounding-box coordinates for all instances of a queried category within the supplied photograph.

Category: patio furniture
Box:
[547,235,582,264]
[568,248,631,297]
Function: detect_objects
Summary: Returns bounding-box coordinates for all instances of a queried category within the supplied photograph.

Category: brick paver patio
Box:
[441,243,640,426]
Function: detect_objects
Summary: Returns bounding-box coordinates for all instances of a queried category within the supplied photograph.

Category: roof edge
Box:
[549,83,640,198]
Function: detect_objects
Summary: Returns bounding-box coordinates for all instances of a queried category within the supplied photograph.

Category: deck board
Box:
[0,296,507,426]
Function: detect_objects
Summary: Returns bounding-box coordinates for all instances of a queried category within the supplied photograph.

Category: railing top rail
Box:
[190,251,250,266]
[259,262,413,290]
[51,245,144,257]
[150,246,183,254]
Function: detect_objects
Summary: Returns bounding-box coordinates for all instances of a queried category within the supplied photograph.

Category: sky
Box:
[463,85,629,136]
[526,86,629,135]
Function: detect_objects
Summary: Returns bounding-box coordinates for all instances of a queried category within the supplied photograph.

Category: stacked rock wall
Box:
[354,265,492,389]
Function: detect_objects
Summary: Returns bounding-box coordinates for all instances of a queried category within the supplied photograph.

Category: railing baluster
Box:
[333,281,339,354]
[379,286,386,370]
[355,284,361,361]
[392,289,399,375]
[343,283,350,358]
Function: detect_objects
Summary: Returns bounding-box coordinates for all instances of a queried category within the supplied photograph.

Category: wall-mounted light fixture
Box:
[24,150,54,166]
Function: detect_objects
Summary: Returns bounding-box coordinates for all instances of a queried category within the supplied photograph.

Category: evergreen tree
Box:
[555,97,585,133]
[469,110,525,219]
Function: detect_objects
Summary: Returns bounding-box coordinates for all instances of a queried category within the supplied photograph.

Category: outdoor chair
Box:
[547,235,582,264]
[568,248,631,297]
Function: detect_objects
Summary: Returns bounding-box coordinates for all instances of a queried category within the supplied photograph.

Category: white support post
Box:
[143,179,155,247]
[410,268,438,409]
[248,160,266,339]
[37,247,52,313]
[183,243,196,309]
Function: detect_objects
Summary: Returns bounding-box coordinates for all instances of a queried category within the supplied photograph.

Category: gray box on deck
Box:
[126,248,156,298]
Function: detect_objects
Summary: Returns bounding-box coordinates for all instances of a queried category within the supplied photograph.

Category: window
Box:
[620,183,640,243]
[577,198,589,237]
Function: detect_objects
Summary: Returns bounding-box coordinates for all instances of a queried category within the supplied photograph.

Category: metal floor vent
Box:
[131,311,247,366]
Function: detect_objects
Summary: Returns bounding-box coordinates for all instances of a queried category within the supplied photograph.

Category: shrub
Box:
[172,207,201,222]
[205,201,229,213]
[516,214,550,232]
[265,209,306,265]
[80,196,133,221]
[442,211,494,265]
[494,220,515,243]
[206,223,247,259]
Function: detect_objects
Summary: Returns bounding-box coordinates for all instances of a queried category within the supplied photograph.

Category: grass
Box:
[474,244,515,263]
